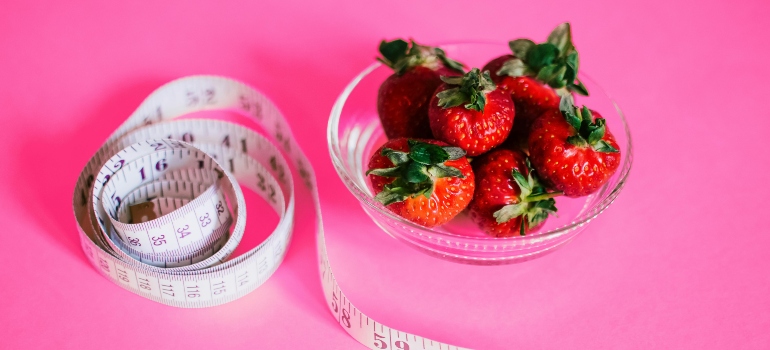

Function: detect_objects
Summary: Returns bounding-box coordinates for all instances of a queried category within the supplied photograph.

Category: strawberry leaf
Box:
[554,65,568,86]
[527,172,537,192]
[564,51,579,83]
[509,39,536,59]
[534,58,571,89]
[497,58,533,78]
[378,39,409,68]
[567,135,589,147]
[375,191,408,206]
[385,178,410,193]
[404,162,430,183]
[536,64,555,82]
[559,95,582,131]
[434,47,465,73]
[466,91,486,111]
[419,184,434,199]
[366,166,402,177]
[428,163,464,178]
[493,203,528,224]
[436,87,468,109]
[442,146,466,160]
[586,118,606,144]
[546,23,575,56]
[527,209,550,228]
[522,195,559,234]
[533,198,558,212]
[408,140,450,164]
[526,43,559,71]
[566,113,583,133]
[511,169,531,192]
[559,93,575,112]
[569,79,589,96]
[480,70,496,90]
[512,170,529,188]
[593,140,619,153]
[440,75,464,85]
[381,148,410,165]
[580,106,593,123]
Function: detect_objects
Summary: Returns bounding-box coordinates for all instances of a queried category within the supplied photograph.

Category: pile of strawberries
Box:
[367,23,621,237]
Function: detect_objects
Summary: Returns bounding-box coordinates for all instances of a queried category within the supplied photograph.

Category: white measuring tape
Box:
[72,76,467,350]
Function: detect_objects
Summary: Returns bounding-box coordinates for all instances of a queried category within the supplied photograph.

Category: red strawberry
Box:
[482,23,588,150]
[528,96,621,197]
[482,54,515,82]
[469,148,560,237]
[428,68,514,157]
[484,57,559,148]
[377,39,465,139]
[367,138,474,227]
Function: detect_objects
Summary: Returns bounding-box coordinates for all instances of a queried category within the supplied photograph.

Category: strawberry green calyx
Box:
[493,161,561,235]
[559,96,619,153]
[436,68,496,111]
[367,140,466,206]
[496,22,589,96]
[377,39,465,75]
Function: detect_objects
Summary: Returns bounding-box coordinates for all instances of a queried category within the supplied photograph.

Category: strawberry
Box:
[367,138,474,227]
[428,68,514,157]
[469,148,560,237]
[482,23,588,150]
[528,95,621,197]
[377,39,465,139]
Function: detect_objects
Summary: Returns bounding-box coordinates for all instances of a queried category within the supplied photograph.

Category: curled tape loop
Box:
[72,76,467,349]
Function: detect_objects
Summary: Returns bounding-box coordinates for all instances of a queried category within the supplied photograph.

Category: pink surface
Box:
[1,0,769,349]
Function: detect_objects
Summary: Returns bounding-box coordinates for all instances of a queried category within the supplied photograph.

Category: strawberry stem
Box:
[527,191,563,202]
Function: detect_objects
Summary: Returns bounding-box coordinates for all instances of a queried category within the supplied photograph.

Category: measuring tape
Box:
[72,75,468,350]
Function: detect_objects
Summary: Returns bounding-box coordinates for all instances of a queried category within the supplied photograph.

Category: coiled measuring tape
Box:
[72,76,467,350]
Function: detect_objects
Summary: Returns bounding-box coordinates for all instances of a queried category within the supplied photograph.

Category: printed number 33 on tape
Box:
[72,76,468,350]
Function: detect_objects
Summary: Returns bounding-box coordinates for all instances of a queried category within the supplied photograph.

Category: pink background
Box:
[2,0,769,349]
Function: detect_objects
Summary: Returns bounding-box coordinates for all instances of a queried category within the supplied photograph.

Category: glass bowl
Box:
[327,42,633,265]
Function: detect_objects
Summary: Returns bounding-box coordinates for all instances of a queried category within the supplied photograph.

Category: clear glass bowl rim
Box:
[327,41,634,244]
